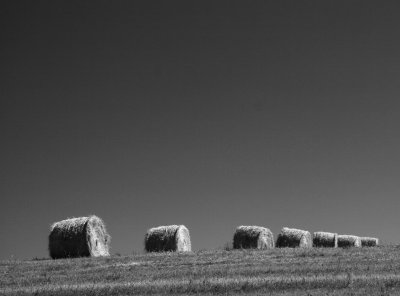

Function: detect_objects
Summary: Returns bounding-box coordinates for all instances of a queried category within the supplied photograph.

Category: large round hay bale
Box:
[276,227,312,248]
[360,237,379,247]
[313,231,338,248]
[145,225,191,252]
[49,215,111,259]
[337,235,361,248]
[233,226,274,249]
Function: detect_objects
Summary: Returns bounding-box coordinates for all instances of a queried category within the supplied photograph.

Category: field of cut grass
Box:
[2,246,400,295]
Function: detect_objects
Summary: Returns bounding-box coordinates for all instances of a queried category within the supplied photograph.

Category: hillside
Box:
[1,246,400,295]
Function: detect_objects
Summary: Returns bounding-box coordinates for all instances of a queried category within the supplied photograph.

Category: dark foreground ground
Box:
[1,246,400,295]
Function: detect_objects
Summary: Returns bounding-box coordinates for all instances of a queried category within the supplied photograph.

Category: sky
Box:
[1,1,400,260]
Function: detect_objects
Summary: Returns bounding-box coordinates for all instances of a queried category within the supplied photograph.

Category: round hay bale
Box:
[337,235,361,248]
[276,227,312,248]
[49,215,111,259]
[145,225,191,252]
[233,226,274,250]
[360,237,379,247]
[313,231,338,248]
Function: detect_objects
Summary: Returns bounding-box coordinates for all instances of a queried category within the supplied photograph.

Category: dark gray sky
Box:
[1,1,400,260]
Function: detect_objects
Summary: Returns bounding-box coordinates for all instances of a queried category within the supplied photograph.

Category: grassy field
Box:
[1,246,400,295]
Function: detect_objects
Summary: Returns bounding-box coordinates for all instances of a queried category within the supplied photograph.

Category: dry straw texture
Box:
[48,215,111,259]
[360,237,379,247]
[233,226,274,249]
[313,231,338,248]
[337,235,361,248]
[276,227,312,248]
[145,225,191,252]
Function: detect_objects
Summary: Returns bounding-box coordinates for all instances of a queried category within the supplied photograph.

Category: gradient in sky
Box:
[1,1,400,260]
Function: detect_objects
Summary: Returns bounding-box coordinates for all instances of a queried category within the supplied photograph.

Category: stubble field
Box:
[1,246,400,295]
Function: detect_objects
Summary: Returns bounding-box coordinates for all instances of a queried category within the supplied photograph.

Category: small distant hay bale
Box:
[233,226,274,249]
[313,231,338,248]
[337,235,361,248]
[276,227,312,248]
[145,225,191,252]
[360,237,379,247]
[49,215,111,259]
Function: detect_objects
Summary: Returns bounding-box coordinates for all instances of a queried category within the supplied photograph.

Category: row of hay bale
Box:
[48,215,191,259]
[312,232,379,248]
[233,226,379,250]
[233,226,311,249]
[48,215,379,259]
